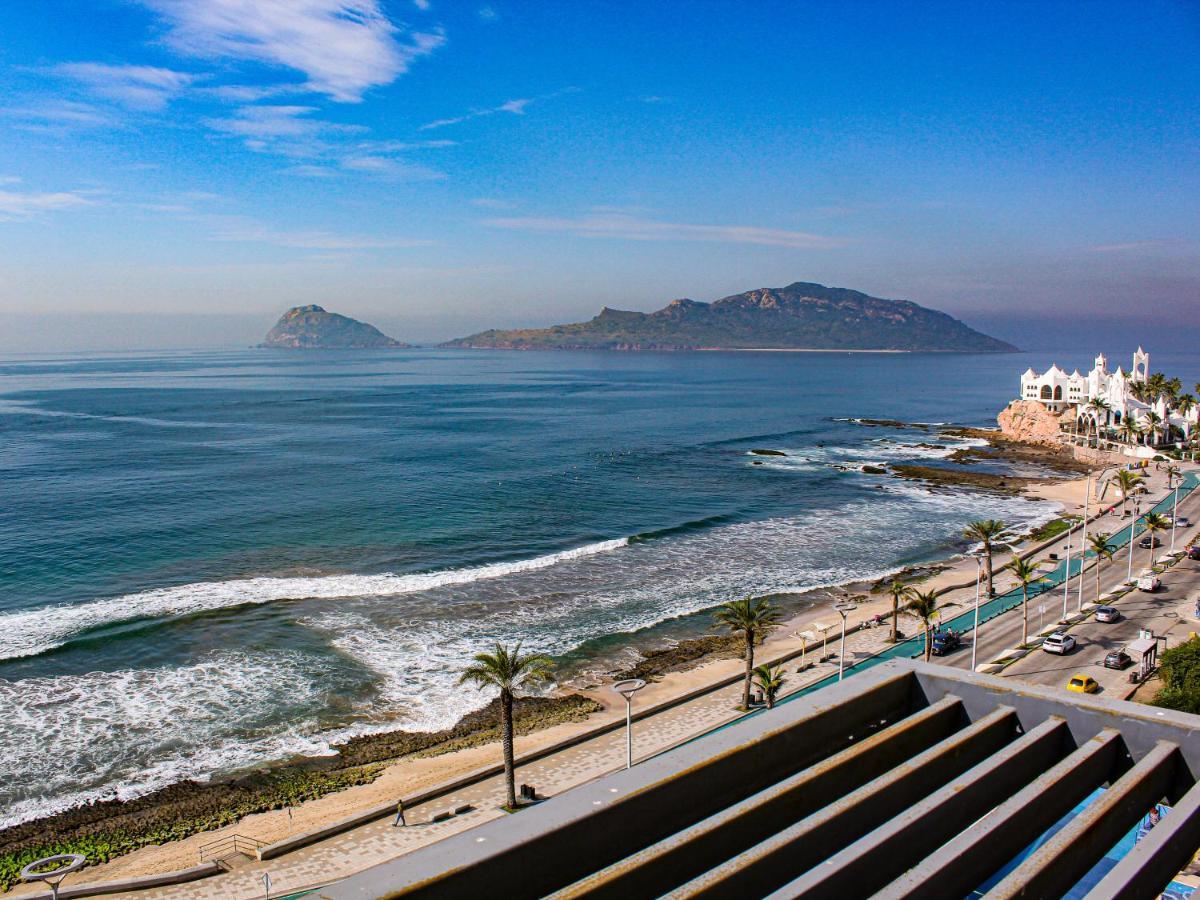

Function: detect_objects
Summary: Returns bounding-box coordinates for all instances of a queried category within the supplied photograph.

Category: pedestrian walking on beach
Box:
[393,799,407,827]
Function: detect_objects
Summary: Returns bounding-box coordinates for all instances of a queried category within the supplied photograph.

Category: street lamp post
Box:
[1170,485,1180,554]
[1061,518,1073,622]
[834,601,855,681]
[1127,501,1142,582]
[970,554,984,672]
[612,678,646,769]
[1077,468,1105,613]
[20,855,86,900]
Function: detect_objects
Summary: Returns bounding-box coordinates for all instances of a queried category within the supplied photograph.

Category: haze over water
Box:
[2,347,1197,826]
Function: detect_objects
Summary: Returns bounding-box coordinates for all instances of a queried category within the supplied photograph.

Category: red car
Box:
[1187,545,1200,561]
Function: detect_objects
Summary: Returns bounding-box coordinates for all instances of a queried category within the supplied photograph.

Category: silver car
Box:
[1095,605,1120,623]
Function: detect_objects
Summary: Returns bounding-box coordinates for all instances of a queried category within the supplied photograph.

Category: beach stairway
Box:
[197,833,265,869]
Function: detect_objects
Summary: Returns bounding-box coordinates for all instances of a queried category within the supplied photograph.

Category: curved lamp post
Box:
[970,553,985,672]
[612,678,646,769]
[834,601,856,681]
[21,855,85,900]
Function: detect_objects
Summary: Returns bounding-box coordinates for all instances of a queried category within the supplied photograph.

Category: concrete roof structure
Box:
[328,660,1200,899]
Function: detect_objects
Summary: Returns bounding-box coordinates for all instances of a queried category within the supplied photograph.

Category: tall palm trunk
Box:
[923,619,933,661]
[889,594,898,643]
[743,630,754,709]
[983,547,995,597]
[1095,560,1103,605]
[500,688,516,809]
[1021,586,1030,645]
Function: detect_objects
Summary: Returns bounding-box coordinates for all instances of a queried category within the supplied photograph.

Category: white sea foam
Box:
[1,487,1060,825]
[0,538,628,662]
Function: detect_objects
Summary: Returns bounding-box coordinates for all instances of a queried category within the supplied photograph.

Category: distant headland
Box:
[441,282,1016,352]
[259,305,409,349]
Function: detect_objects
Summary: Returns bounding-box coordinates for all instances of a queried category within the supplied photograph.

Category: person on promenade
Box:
[393,799,407,827]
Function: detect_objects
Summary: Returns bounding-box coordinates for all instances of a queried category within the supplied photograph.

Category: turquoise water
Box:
[1,347,1195,825]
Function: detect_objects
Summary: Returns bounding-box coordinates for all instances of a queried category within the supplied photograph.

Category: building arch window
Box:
[1053,386,1063,401]
[1040,385,1052,400]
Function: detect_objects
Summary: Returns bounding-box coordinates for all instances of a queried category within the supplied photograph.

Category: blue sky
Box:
[1,0,1197,348]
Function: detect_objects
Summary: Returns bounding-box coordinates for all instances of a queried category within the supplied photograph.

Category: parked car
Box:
[1174,516,1190,528]
[1139,535,1164,549]
[1186,545,1200,561]
[931,630,962,656]
[1104,649,1132,670]
[1042,632,1077,654]
[1067,674,1100,694]
[1137,570,1162,592]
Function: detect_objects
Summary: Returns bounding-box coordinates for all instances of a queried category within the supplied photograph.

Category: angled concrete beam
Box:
[777,716,1087,898]
[669,705,1022,900]
[877,728,1123,900]
[552,695,966,899]
[340,668,918,899]
[1084,777,1200,900]
[986,740,1181,899]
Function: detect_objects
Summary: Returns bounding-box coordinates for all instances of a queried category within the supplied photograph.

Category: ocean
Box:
[2,346,1195,826]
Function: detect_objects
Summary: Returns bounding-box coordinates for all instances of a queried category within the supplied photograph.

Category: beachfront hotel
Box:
[1020,347,1197,448]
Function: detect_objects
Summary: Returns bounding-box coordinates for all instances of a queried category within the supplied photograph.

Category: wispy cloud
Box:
[470,197,516,209]
[209,219,433,249]
[340,155,444,179]
[421,88,575,130]
[478,6,498,22]
[203,104,364,156]
[1089,240,1172,253]
[0,189,95,220]
[0,100,115,132]
[482,213,847,249]
[53,62,195,111]
[139,0,445,102]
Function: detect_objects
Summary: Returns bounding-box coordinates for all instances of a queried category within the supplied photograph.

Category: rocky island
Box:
[260,305,409,349]
[442,282,1015,352]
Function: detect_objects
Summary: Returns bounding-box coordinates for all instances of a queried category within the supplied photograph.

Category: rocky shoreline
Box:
[0,695,600,891]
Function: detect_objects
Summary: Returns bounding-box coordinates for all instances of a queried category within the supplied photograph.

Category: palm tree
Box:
[1086,397,1111,445]
[1113,469,1144,513]
[1116,418,1137,446]
[752,664,787,709]
[1087,532,1116,606]
[1005,556,1046,646]
[906,589,939,661]
[712,597,783,709]
[459,641,555,809]
[1143,410,1163,447]
[1177,394,1196,418]
[1142,512,1170,568]
[963,519,1007,597]
[886,578,907,643]
[1165,464,1181,490]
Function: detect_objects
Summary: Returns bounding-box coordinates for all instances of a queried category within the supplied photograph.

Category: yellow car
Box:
[1067,674,1099,694]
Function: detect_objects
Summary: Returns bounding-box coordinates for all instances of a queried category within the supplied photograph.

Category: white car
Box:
[1137,570,1162,592]
[1042,632,1077,654]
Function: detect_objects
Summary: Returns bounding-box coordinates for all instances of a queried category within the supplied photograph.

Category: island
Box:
[259,305,410,349]
[442,282,1015,352]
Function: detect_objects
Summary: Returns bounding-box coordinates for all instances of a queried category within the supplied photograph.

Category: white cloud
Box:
[209,219,433,249]
[413,0,430,8]
[0,189,95,220]
[470,197,516,209]
[482,213,847,249]
[340,156,445,179]
[139,0,445,102]
[421,96,532,130]
[0,100,115,131]
[203,104,365,156]
[478,6,498,21]
[53,62,194,111]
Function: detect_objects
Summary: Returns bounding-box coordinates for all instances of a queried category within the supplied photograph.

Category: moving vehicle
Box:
[1139,535,1163,549]
[1067,674,1100,694]
[1187,545,1200,561]
[1104,649,1132,670]
[1042,632,1077,654]
[1094,605,1120,623]
[930,630,962,656]
[1174,516,1190,528]
[1136,570,1162,592]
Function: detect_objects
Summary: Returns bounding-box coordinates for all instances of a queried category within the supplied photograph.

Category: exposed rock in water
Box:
[750,448,787,456]
[891,463,1039,494]
[260,305,410,349]
[861,464,887,474]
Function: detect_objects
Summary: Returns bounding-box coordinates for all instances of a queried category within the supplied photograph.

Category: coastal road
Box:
[938,474,1200,690]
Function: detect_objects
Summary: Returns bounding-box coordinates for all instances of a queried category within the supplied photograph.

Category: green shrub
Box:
[1152,638,1200,716]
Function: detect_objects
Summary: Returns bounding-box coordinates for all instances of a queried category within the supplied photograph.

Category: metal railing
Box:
[198,833,265,864]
